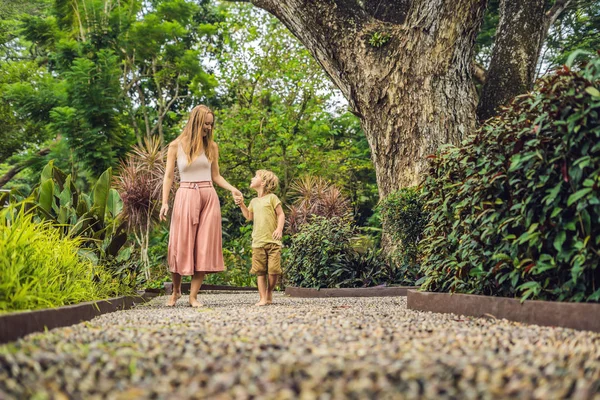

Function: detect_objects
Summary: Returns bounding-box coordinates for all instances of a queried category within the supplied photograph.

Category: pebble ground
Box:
[1,292,599,399]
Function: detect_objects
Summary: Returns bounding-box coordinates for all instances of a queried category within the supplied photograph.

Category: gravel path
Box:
[1,292,599,399]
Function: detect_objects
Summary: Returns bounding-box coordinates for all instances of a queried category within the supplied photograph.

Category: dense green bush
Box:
[0,207,126,312]
[285,216,354,288]
[379,187,428,268]
[420,53,600,302]
[285,216,397,288]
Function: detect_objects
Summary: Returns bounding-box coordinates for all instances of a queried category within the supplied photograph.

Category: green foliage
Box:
[32,161,128,259]
[368,31,390,48]
[335,248,392,288]
[0,0,221,188]
[545,1,600,68]
[49,50,134,175]
[205,226,255,287]
[285,216,355,288]
[0,206,125,312]
[379,187,428,266]
[285,216,400,288]
[420,53,600,302]
[2,160,139,286]
[213,5,378,234]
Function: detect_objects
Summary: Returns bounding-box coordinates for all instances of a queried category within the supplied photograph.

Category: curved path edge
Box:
[0,293,154,344]
[407,290,600,333]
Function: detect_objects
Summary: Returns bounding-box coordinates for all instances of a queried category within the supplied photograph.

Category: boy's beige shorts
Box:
[251,243,282,276]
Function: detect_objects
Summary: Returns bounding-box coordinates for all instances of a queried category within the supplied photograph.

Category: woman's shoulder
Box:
[168,139,184,154]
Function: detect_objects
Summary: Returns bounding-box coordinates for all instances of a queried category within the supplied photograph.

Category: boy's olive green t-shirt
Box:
[248,193,282,248]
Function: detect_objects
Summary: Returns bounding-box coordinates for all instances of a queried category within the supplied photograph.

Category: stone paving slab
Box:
[0,293,599,399]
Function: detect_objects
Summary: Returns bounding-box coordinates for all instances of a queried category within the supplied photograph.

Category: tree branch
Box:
[545,0,572,29]
[227,0,369,104]
[0,148,51,189]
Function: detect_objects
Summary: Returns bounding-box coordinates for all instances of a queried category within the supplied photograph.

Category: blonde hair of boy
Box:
[256,170,279,194]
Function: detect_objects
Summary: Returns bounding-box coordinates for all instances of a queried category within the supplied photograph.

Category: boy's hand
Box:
[234,194,244,205]
[272,228,283,240]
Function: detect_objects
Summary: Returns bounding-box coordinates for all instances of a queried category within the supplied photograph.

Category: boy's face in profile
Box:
[250,173,263,191]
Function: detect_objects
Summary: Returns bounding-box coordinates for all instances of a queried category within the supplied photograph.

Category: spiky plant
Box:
[115,137,168,280]
[287,176,351,235]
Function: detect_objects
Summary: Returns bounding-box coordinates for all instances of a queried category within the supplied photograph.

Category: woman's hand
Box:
[159,204,169,221]
[234,194,244,206]
[231,189,242,200]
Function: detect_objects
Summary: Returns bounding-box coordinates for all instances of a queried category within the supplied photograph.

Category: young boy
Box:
[235,170,285,306]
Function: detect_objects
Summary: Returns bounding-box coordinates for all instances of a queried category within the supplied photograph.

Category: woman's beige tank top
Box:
[177,142,212,182]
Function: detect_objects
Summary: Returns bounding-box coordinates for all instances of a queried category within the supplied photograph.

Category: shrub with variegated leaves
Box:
[419,51,600,303]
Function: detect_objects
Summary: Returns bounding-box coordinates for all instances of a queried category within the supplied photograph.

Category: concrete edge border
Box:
[285,286,419,298]
[0,293,153,345]
[406,290,600,333]
[163,283,258,294]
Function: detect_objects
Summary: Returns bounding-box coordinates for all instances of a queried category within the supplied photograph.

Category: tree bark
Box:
[477,0,572,121]
[239,0,487,196]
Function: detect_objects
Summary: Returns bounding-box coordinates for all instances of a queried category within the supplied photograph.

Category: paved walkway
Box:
[1,293,599,399]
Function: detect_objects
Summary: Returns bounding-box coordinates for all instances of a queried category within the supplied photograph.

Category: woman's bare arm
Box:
[210,142,241,197]
[159,141,178,220]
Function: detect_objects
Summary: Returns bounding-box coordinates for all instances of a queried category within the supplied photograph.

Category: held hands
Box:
[272,228,283,241]
[233,190,244,206]
[159,204,169,221]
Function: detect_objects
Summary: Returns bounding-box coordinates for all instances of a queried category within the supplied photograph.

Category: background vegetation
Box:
[0,0,597,305]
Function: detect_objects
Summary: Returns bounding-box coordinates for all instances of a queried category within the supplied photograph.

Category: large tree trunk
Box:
[477,0,572,121]
[242,0,487,196]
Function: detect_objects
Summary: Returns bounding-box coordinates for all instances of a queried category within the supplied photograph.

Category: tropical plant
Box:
[420,52,600,303]
[115,137,168,281]
[335,248,391,288]
[1,160,129,262]
[0,205,127,312]
[286,176,351,235]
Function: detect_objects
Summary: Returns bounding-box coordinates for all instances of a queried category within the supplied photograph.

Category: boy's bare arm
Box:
[238,200,253,221]
[272,204,285,240]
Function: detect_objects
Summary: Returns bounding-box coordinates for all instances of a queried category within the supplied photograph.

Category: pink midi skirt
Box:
[168,181,225,276]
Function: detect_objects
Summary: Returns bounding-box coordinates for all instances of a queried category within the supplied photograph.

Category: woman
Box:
[159,105,242,307]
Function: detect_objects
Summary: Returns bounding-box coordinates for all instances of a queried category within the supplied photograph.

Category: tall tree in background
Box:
[477,0,573,121]
[232,0,577,196]
[0,0,222,187]
[213,6,378,230]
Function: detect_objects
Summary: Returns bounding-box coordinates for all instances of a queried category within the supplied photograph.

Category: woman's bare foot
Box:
[255,300,268,306]
[189,298,203,308]
[166,293,181,307]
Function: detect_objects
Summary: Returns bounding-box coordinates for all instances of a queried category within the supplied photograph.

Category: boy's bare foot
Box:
[266,300,273,305]
[189,298,203,308]
[255,300,268,306]
[166,294,181,307]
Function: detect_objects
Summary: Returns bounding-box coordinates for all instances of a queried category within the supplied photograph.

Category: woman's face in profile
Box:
[203,113,214,137]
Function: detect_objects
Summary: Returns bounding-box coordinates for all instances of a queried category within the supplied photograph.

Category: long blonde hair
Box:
[179,105,215,164]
